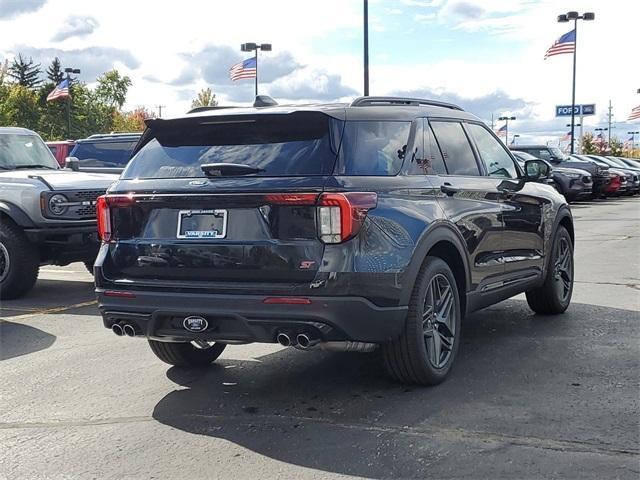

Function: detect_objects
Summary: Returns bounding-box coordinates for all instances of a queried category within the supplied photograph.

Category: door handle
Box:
[440,183,459,196]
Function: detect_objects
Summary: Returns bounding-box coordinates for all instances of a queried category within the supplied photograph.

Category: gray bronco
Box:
[0,127,117,299]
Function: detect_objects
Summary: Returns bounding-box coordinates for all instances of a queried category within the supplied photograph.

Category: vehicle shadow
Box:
[0,321,56,361]
[0,279,97,318]
[152,299,640,478]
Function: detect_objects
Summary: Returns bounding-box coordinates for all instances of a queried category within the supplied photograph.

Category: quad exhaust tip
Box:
[296,333,319,349]
[276,332,292,347]
[122,324,137,337]
[111,324,124,336]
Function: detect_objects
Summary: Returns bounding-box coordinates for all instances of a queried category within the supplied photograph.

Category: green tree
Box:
[7,54,42,88]
[580,133,597,154]
[191,87,218,108]
[0,85,39,130]
[95,69,132,109]
[46,57,64,84]
[609,137,623,156]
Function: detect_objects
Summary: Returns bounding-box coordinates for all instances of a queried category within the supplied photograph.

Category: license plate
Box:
[177,209,227,239]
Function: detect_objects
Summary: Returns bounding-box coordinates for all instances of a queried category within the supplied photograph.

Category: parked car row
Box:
[510,144,640,201]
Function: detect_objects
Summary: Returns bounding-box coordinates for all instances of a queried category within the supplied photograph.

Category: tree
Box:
[112,107,155,132]
[95,69,132,109]
[191,87,218,108]
[580,133,597,154]
[0,85,39,130]
[46,57,64,84]
[7,54,42,88]
[609,137,623,157]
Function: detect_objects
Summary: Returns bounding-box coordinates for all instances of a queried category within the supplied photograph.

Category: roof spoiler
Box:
[350,96,463,111]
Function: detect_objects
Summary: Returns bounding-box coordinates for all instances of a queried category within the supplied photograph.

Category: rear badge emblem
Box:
[183,316,209,332]
[299,260,315,269]
[189,180,208,186]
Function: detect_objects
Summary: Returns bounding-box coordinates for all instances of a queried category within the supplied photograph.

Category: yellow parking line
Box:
[0,300,98,321]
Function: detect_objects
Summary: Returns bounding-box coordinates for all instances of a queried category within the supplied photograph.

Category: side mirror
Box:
[65,156,79,171]
[524,159,552,181]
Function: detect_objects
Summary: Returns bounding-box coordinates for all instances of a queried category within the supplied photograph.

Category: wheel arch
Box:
[0,201,35,228]
[401,222,471,317]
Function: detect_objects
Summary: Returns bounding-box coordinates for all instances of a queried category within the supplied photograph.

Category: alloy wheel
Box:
[0,242,9,283]
[422,273,456,369]
[553,237,572,302]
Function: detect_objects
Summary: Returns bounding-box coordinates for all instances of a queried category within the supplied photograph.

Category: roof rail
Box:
[87,132,141,139]
[350,96,463,111]
[187,106,238,114]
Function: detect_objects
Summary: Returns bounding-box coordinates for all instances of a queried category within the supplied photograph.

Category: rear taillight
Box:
[96,194,135,243]
[317,192,377,244]
[262,192,377,244]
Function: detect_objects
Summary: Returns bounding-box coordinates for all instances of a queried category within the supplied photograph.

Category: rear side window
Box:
[430,121,480,176]
[408,119,446,175]
[466,123,518,178]
[123,112,341,179]
[72,141,137,168]
[336,121,411,176]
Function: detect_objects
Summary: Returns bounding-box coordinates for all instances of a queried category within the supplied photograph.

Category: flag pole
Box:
[363,0,369,96]
[254,49,258,97]
[569,19,578,154]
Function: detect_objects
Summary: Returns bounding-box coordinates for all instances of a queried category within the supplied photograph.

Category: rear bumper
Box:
[97,289,408,344]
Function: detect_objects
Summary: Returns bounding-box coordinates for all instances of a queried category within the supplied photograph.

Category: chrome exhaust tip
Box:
[276,332,292,347]
[122,324,137,337]
[111,324,124,336]
[296,333,319,349]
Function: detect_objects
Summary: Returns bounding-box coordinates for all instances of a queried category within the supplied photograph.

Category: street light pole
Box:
[557,11,594,155]
[364,0,369,96]
[240,42,272,97]
[498,116,516,145]
[63,67,80,139]
[628,131,639,158]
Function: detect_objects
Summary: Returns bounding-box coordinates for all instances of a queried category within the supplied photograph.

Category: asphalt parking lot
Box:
[1,196,638,480]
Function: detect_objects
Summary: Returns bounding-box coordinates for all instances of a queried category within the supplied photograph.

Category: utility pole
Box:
[363,0,369,96]
[156,105,166,118]
[607,100,613,145]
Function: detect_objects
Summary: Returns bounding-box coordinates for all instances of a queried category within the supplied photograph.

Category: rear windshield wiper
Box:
[201,163,264,177]
[13,164,57,170]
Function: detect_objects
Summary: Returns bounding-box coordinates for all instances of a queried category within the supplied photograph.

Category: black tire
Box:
[148,339,226,367]
[382,256,461,386]
[526,225,573,314]
[0,219,39,300]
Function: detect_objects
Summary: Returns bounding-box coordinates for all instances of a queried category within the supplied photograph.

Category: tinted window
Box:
[72,141,137,168]
[430,121,479,176]
[337,121,411,175]
[123,113,341,179]
[408,119,446,175]
[467,123,518,178]
[0,134,59,169]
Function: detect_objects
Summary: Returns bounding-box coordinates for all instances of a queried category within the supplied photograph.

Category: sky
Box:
[1,0,639,144]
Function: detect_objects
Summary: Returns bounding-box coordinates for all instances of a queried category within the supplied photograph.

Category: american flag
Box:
[496,124,507,136]
[46,79,70,101]
[561,131,572,141]
[628,105,640,121]
[594,133,605,145]
[229,57,257,81]
[544,30,575,59]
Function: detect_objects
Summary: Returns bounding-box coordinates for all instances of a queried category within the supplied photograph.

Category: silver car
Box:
[0,127,117,299]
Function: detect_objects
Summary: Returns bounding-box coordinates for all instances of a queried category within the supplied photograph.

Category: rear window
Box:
[72,141,137,168]
[123,112,342,179]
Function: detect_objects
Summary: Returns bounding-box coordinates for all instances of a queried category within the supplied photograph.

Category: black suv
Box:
[510,144,609,197]
[65,133,141,174]
[95,97,574,385]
